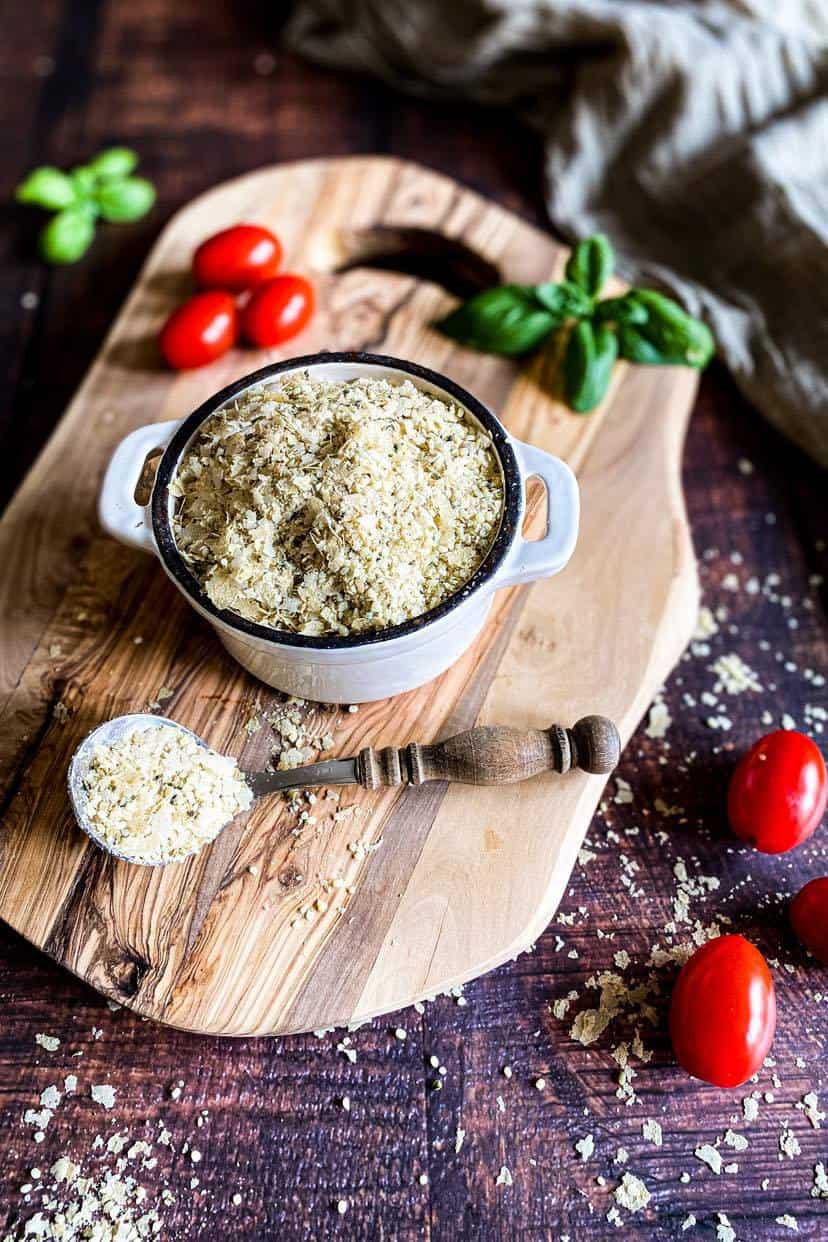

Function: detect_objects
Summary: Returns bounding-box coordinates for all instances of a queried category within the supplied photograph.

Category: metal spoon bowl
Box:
[68,714,354,867]
[68,714,220,867]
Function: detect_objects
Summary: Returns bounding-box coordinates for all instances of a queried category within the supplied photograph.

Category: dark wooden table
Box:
[1,4,826,1239]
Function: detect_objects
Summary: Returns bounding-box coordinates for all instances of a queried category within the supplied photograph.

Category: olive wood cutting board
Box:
[0,158,699,1035]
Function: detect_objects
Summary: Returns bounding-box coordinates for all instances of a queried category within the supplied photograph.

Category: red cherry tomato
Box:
[158,291,238,370]
[240,274,314,348]
[727,730,827,855]
[790,877,828,965]
[193,224,283,292]
[669,935,776,1088]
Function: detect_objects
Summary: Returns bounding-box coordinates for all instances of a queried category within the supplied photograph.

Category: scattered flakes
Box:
[781,713,796,731]
[575,1135,594,1162]
[40,1086,61,1111]
[34,1034,60,1052]
[335,1198,349,1215]
[775,1215,799,1232]
[711,652,762,695]
[24,1108,53,1135]
[645,696,672,739]
[724,1129,748,1152]
[614,1172,650,1213]
[13,1144,167,1238]
[682,1214,697,1231]
[346,834,383,861]
[336,1039,357,1065]
[90,1084,117,1110]
[694,606,719,641]
[694,1143,723,1174]
[232,1192,243,1206]
[455,1127,466,1155]
[641,1119,662,1148]
[64,1075,77,1094]
[570,972,629,1046]
[614,778,633,805]
[743,1096,760,1122]
[614,1148,629,1165]
[495,1165,513,1187]
[393,1027,407,1041]
[779,1125,801,1159]
[716,1213,736,1242]
[812,1162,828,1199]
[799,1092,825,1129]
[737,457,754,475]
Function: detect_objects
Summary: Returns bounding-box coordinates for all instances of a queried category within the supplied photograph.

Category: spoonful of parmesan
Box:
[69,711,620,867]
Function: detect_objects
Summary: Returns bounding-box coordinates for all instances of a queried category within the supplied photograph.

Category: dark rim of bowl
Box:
[151,351,522,651]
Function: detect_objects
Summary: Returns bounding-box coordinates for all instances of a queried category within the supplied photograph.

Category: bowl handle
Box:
[493,439,580,589]
[98,419,184,553]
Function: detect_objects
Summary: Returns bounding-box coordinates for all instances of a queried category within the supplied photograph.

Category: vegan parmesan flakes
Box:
[80,725,252,864]
[170,375,503,636]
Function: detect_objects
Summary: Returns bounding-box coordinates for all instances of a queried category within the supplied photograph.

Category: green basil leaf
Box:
[618,290,714,367]
[39,207,96,265]
[70,166,98,199]
[593,293,649,327]
[532,280,593,320]
[16,167,77,211]
[617,324,677,365]
[565,234,614,298]
[434,285,558,356]
[564,321,618,413]
[89,146,139,181]
[95,176,156,222]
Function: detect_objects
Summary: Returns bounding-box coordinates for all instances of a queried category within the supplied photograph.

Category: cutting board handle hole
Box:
[334,226,501,299]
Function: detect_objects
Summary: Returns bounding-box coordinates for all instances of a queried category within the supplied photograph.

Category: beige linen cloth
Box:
[285,1,828,466]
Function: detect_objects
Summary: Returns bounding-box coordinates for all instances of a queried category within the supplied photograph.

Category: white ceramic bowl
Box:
[99,353,579,703]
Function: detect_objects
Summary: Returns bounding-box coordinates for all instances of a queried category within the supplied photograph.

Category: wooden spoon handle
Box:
[357,715,620,790]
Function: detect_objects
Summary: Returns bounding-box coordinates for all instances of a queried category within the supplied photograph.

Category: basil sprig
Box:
[435,281,592,356]
[16,147,156,265]
[433,234,714,413]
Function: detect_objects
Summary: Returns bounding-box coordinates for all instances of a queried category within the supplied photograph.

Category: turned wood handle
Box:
[357,716,620,790]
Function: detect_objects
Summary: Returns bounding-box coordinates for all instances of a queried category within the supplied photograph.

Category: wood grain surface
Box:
[0,155,700,1038]
[0,3,826,1239]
